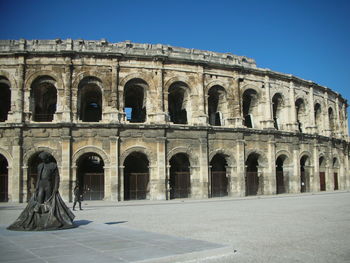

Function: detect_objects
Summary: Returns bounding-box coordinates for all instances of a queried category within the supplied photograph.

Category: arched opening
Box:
[168,82,190,124]
[124,79,147,123]
[245,153,261,196]
[242,89,258,128]
[272,93,283,130]
[333,157,339,190]
[30,76,57,122]
[123,152,149,200]
[208,86,226,126]
[328,107,335,132]
[314,103,322,133]
[276,155,287,194]
[28,152,57,201]
[319,156,326,191]
[0,154,8,202]
[78,77,102,122]
[295,98,306,132]
[0,77,11,122]
[77,153,104,200]
[210,154,228,197]
[169,153,191,199]
[300,155,310,193]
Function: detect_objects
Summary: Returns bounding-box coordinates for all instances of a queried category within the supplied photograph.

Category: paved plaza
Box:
[1,192,350,262]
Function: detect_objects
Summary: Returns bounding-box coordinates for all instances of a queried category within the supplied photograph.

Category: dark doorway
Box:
[168,82,189,124]
[334,173,339,190]
[124,152,149,200]
[245,153,260,196]
[300,155,309,193]
[0,154,8,202]
[169,153,191,199]
[319,157,326,191]
[210,154,228,197]
[78,77,102,122]
[0,77,11,122]
[276,156,286,194]
[77,153,104,200]
[28,152,56,201]
[124,79,147,123]
[30,76,57,122]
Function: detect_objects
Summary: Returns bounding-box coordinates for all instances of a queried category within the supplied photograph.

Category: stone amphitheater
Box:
[0,39,349,203]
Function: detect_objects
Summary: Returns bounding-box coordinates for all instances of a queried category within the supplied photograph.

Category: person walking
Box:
[73,184,83,211]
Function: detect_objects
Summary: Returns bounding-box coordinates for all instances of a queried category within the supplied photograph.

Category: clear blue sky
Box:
[1,0,349,104]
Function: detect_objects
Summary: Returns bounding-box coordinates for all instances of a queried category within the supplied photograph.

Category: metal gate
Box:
[170,171,190,199]
[276,171,285,194]
[125,173,149,200]
[0,173,8,202]
[334,172,339,190]
[83,172,104,200]
[319,172,326,191]
[211,171,228,197]
[246,172,259,196]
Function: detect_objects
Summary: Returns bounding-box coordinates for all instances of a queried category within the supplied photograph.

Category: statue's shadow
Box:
[74,220,93,227]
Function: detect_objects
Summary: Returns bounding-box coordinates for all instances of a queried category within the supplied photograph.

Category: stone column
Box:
[323,91,331,136]
[109,136,119,201]
[194,70,208,125]
[335,97,341,138]
[343,105,349,140]
[106,60,119,122]
[8,60,25,123]
[312,142,319,192]
[235,139,246,196]
[118,165,124,201]
[60,132,71,202]
[22,165,28,202]
[60,60,72,122]
[190,166,201,198]
[166,165,171,200]
[307,87,316,134]
[231,77,244,127]
[286,81,298,131]
[198,137,209,198]
[290,145,300,193]
[150,137,166,200]
[264,139,276,195]
[71,165,77,201]
[261,76,274,129]
[11,135,22,202]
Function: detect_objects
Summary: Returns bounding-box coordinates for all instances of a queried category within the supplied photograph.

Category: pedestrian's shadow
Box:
[104,221,127,225]
[74,220,93,227]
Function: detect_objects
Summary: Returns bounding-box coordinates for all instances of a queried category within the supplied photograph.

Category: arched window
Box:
[168,82,190,124]
[77,153,104,200]
[30,76,57,122]
[210,154,228,197]
[272,93,283,130]
[0,77,11,122]
[208,86,226,126]
[314,103,322,133]
[124,79,147,123]
[242,89,258,128]
[78,77,102,122]
[295,98,306,132]
[169,153,191,199]
[245,153,261,196]
[124,152,149,200]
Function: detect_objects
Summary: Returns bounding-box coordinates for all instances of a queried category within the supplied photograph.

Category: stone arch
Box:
[25,71,63,91]
[275,151,291,194]
[120,146,156,168]
[72,71,108,92]
[119,73,155,91]
[241,85,260,128]
[72,146,110,167]
[209,149,235,167]
[299,151,312,164]
[167,146,198,167]
[207,84,228,126]
[0,148,13,169]
[205,80,228,95]
[271,92,285,130]
[328,106,336,132]
[275,150,292,166]
[23,146,60,167]
[0,70,18,90]
[240,83,261,99]
[245,149,268,167]
[164,76,197,95]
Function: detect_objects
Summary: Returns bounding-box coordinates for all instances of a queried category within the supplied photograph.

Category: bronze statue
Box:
[7,152,75,231]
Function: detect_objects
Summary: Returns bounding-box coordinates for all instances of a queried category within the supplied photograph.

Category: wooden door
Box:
[320,172,326,191]
[211,171,228,197]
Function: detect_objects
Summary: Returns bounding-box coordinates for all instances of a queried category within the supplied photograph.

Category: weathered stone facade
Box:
[0,39,349,202]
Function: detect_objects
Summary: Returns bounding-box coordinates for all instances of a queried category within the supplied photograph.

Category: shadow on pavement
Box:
[74,220,93,227]
[104,221,128,225]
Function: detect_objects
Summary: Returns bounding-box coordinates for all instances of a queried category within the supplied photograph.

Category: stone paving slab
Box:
[0,222,228,263]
